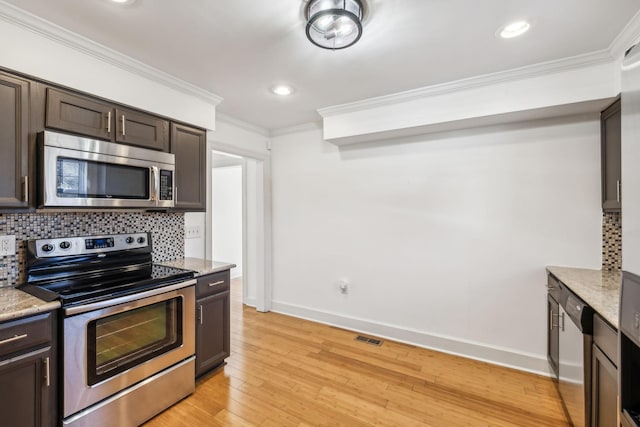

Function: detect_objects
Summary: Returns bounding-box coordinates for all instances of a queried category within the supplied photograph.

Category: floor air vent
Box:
[355,335,383,346]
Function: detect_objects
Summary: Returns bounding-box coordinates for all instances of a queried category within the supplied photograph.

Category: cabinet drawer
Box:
[196,270,230,299]
[594,313,618,365]
[0,313,52,359]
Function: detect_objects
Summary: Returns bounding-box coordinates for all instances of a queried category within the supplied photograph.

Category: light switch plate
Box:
[185,226,202,239]
[0,235,16,256]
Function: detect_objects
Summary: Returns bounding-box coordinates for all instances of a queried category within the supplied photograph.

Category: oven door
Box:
[62,282,195,418]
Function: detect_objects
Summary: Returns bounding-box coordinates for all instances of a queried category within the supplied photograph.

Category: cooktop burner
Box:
[20,232,195,307]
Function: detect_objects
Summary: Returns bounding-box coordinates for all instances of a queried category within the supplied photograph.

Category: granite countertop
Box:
[0,287,61,323]
[546,266,622,329]
[159,257,236,277]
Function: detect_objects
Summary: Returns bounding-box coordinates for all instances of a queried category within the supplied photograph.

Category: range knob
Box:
[125,236,134,244]
[59,241,71,250]
[137,237,146,244]
[41,243,55,253]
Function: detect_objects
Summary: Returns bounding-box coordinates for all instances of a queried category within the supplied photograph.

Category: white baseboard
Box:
[243,297,257,308]
[270,300,552,377]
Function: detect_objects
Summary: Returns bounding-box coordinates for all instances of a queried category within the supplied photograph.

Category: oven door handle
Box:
[64,278,196,316]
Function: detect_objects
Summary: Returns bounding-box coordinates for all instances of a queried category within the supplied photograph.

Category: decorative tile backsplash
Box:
[602,211,622,271]
[0,212,184,287]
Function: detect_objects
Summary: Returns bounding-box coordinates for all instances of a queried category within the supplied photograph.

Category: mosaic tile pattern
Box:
[0,212,184,287]
[602,211,622,271]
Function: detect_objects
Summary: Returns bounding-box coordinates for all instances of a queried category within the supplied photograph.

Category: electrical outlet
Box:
[0,235,16,256]
[185,226,202,239]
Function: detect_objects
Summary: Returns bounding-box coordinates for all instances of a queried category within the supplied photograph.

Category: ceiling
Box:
[4,0,640,132]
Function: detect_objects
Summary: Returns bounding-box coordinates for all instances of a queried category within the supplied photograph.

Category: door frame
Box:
[205,139,272,313]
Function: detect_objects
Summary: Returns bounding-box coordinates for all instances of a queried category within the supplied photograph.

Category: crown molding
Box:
[317,49,613,118]
[216,112,270,136]
[609,9,640,59]
[269,121,322,137]
[0,0,223,106]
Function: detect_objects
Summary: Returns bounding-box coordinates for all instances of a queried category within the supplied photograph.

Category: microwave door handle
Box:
[151,166,159,206]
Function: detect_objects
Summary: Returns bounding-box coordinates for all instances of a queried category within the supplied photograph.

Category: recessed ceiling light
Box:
[109,0,136,4]
[498,20,531,39]
[271,85,294,96]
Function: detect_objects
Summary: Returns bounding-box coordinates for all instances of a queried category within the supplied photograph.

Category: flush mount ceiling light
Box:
[306,0,364,50]
[107,0,136,4]
[498,20,531,39]
[271,85,294,96]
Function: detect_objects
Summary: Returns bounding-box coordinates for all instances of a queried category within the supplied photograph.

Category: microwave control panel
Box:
[159,170,173,201]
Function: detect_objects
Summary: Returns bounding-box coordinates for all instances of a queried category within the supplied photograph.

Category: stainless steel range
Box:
[20,232,196,427]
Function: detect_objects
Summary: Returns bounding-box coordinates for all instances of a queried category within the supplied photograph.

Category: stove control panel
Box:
[33,232,151,258]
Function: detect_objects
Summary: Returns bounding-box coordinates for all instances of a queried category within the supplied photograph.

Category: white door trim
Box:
[206,139,272,313]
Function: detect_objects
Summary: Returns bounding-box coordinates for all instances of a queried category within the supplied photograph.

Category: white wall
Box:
[213,166,243,278]
[271,117,602,373]
[184,212,205,258]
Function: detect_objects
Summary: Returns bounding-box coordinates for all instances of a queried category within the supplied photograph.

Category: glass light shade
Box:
[306,0,363,50]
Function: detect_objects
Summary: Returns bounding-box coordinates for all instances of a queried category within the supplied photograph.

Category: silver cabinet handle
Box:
[208,281,225,287]
[22,175,28,203]
[560,312,565,332]
[617,180,621,203]
[174,186,178,204]
[121,115,126,136]
[44,356,50,387]
[549,312,561,330]
[107,111,112,134]
[199,305,203,325]
[0,333,27,346]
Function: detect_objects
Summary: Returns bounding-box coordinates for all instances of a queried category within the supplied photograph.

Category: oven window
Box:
[57,157,149,199]
[87,298,183,385]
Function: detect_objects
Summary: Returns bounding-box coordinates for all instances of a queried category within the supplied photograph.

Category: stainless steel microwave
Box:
[39,130,175,209]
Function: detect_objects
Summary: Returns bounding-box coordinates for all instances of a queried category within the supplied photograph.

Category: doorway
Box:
[205,145,271,312]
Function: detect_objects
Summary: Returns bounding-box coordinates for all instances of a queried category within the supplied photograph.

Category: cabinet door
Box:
[601,98,621,212]
[0,72,29,207]
[171,123,206,211]
[46,88,113,141]
[591,345,618,427]
[196,290,230,376]
[115,107,169,151]
[0,347,52,427]
[547,294,559,378]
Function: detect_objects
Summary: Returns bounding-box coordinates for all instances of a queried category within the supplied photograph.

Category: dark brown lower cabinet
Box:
[591,313,618,427]
[195,270,231,377]
[0,312,57,427]
[591,345,618,427]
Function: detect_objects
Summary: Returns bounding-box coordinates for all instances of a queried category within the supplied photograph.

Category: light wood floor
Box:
[145,278,569,426]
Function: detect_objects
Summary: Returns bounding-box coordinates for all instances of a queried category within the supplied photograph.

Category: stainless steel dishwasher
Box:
[557,285,594,427]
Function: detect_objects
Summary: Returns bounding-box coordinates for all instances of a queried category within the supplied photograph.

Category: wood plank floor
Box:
[145,278,569,427]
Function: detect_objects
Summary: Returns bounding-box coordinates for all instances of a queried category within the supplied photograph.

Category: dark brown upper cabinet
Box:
[115,107,170,151]
[171,123,206,211]
[0,71,30,208]
[601,98,621,212]
[46,88,169,151]
[46,87,112,141]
